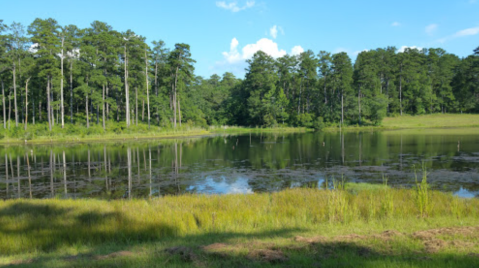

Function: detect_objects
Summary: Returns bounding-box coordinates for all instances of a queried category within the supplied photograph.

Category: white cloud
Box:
[270,25,278,39]
[425,24,438,35]
[391,22,401,27]
[269,25,285,39]
[454,26,479,37]
[436,26,479,43]
[216,38,303,76]
[291,45,304,56]
[216,1,255,12]
[222,38,291,63]
[398,46,422,53]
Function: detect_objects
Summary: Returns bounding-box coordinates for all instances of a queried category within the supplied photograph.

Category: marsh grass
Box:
[0,186,478,256]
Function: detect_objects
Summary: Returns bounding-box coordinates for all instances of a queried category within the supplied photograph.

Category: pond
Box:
[1,128,479,199]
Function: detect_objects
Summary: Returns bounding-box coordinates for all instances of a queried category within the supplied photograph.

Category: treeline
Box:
[0,18,478,133]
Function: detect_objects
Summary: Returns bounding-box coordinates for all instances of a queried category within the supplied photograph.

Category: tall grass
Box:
[0,186,477,255]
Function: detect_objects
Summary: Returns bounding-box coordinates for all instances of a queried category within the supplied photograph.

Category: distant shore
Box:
[0,113,478,145]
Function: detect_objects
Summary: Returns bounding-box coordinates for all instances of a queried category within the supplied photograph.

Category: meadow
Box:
[1,176,479,267]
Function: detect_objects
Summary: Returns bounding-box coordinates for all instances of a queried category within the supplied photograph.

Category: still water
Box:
[1,128,478,199]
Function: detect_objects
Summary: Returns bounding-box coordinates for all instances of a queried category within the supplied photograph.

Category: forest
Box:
[0,18,478,135]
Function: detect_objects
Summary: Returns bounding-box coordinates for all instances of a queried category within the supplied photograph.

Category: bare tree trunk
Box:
[142,99,144,122]
[24,78,30,130]
[32,98,35,125]
[341,92,344,126]
[106,85,109,119]
[124,45,130,127]
[13,63,18,127]
[39,101,42,122]
[298,78,302,115]
[47,76,51,131]
[60,36,64,128]
[399,67,403,116]
[102,84,105,130]
[86,80,89,129]
[51,82,55,128]
[1,79,5,129]
[145,49,150,129]
[70,61,73,124]
[358,86,361,125]
[155,61,159,124]
[135,87,138,126]
[173,65,179,128]
[178,93,182,127]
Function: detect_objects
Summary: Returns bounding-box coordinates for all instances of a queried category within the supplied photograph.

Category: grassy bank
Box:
[1,184,479,267]
[0,113,478,144]
[324,113,479,132]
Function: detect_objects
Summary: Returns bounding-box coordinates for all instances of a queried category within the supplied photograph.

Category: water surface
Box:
[1,128,478,199]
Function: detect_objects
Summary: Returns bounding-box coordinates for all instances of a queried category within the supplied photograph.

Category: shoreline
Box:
[1,114,478,145]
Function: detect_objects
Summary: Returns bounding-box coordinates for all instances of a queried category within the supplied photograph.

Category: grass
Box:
[323,113,479,132]
[0,113,478,144]
[1,184,479,267]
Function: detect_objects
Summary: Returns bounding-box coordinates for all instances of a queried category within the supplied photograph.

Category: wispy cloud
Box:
[425,24,438,35]
[269,25,284,39]
[391,22,401,27]
[216,1,255,12]
[437,26,479,43]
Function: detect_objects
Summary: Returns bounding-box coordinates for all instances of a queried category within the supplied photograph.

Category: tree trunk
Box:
[173,65,179,128]
[70,61,73,124]
[102,84,105,130]
[145,50,150,129]
[32,98,35,125]
[47,76,51,131]
[1,79,5,129]
[155,61,159,124]
[399,72,403,116]
[86,80,89,129]
[124,45,130,128]
[298,78,302,115]
[13,63,18,127]
[60,36,64,128]
[178,93,181,127]
[24,78,30,130]
[106,85,109,119]
[135,87,138,126]
[358,86,361,125]
[39,101,42,122]
[51,81,55,128]
[341,92,344,126]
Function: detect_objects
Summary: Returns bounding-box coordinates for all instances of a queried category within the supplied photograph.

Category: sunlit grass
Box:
[1,183,479,267]
[382,113,479,128]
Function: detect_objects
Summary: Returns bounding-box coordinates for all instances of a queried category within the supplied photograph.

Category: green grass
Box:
[1,186,478,267]
[324,113,479,132]
[381,114,479,129]
[1,113,478,144]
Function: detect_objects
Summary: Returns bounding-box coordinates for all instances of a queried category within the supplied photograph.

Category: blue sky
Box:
[2,0,479,78]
